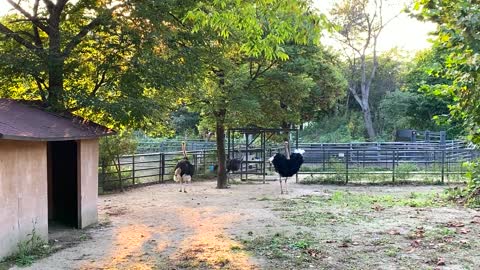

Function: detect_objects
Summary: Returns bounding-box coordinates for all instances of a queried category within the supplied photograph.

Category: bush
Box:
[300,112,365,142]
[445,161,480,207]
[99,132,137,191]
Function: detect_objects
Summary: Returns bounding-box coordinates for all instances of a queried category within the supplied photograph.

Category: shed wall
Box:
[77,139,99,228]
[0,140,48,259]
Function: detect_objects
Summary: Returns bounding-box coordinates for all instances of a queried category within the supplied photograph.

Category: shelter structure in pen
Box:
[0,99,114,259]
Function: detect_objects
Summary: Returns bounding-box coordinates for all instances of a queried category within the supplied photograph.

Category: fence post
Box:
[203,150,206,175]
[161,153,165,182]
[392,150,396,182]
[194,152,198,175]
[101,160,106,192]
[345,150,349,184]
[322,147,326,171]
[441,149,445,183]
[132,155,136,186]
[159,153,162,183]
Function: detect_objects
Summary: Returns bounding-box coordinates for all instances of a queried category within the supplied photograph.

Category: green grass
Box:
[272,191,449,227]
[241,231,322,268]
[1,228,51,267]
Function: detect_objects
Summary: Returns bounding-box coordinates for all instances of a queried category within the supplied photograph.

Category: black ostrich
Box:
[214,156,243,183]
[269,141,304,194]
[174,142,195,193]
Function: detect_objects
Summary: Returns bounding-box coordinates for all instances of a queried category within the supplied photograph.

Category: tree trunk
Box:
[362,107,376,141]
[47,14,65,110]
[215,110,228,189]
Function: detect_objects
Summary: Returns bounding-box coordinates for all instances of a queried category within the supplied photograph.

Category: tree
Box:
[0,0,199,130]
[413,0,480,205]
[331,0,397,140]
[183,0,324,188]
[252,44,347,128]
[401,48,462,136]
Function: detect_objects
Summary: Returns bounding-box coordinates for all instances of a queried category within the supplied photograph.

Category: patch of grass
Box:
[273,191,449,227]
[325,191,449,208]
[230,245,242,251]
[2,228,51,267]
[241,231,322,268]
[384,246,401,257]
[425,227,456,241]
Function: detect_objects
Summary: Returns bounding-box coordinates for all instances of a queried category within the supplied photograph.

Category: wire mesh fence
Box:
[98,149,218,192]
[298,148,478,184]
[99,141,479,192]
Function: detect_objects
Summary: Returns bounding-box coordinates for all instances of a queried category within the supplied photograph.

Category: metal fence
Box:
[99,142,479,192]
[298,148,479,184]
[136,139,216,154]
[99,149,217,192]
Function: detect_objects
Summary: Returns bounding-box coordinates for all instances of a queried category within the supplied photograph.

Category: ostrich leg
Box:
[179,177,183,192]
[284,178,288,194]
[184,180,188,193]
[279,177,284,194]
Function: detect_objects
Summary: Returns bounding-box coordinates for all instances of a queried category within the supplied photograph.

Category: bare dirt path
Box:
[12,180,478,270]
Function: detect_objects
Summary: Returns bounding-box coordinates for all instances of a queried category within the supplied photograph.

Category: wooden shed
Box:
[0,99,114,259]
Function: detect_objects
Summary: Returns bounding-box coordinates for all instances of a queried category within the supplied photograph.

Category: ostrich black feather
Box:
[227,158,242,173]
[271,152,304,177]
[175,159,195,176]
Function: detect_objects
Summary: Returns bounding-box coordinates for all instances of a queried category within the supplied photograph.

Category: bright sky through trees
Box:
[313,0,436,53]
[0,0,435,52]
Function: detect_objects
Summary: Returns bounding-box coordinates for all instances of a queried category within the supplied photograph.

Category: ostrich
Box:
[214,156,243,183]
[174,142,195,193]
[269,141,304,194]
[226,157,242,183]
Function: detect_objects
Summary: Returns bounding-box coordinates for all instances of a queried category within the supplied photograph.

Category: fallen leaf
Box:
[471,217,480,224]
[413,227,425,238]
[411,239,422,248]
[443,237,453,243]
[459,228,470,234]
[388,229,400,235]
[446,221,465,227]
[437,257,446,266]
[306,249,319,257]
[372,204,385,211]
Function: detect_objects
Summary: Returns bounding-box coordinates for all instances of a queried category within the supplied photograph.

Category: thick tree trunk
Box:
[47,12,65,110]
[362,107,376,141]
[215,110,228,189]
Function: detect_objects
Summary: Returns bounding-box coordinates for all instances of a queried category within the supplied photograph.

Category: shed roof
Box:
[0,99,115,141]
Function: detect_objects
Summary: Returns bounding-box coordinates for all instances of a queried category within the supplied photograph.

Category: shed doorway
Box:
[47,141,79,228]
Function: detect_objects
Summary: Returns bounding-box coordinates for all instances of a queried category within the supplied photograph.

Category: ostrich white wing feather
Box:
[268,155,275,163]
[293,149,305,155]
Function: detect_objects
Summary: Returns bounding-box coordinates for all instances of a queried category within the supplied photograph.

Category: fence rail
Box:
[299,148,478,184]
[99,143,479,192]
[99,149,217,192]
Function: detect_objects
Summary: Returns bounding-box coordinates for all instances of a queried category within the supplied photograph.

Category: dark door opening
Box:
[47,140,79,228]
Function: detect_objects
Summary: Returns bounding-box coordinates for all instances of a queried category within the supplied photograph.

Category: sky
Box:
[0,0,436,53]
[313,0,437,53]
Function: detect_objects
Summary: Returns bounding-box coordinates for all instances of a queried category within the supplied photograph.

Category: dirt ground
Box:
[12,179,480,270]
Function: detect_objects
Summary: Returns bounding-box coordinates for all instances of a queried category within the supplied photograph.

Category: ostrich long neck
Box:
[182,144,188,159]
[285,143,290,160]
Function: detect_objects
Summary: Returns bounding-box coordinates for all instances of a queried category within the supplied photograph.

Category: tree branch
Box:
[62,5,125,58]
[0,22,43,55]
[6,0,50,34]
[91,68,108,97]
[32,0,43,48]
[33,75,47,103]
[349,86,363,109]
